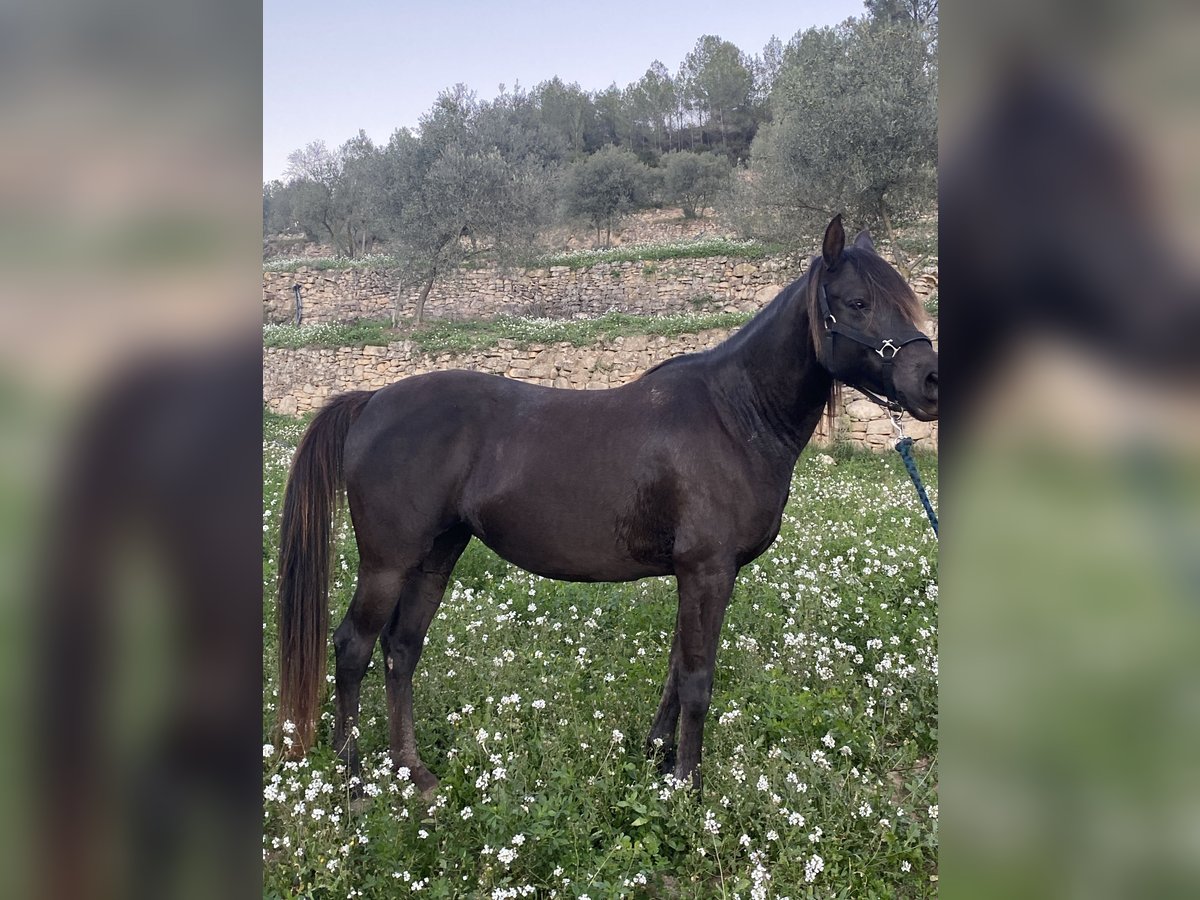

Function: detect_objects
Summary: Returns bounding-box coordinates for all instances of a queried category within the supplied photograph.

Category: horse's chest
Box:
[720,462,792,561]
[729,492,785,561]
[738,512,785,566]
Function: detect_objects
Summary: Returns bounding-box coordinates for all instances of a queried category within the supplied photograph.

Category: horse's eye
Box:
[849,299,867,311]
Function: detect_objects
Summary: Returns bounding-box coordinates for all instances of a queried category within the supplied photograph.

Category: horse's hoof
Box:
[646,739,677,777]
[656,750,677,777]
[673,764,702,795]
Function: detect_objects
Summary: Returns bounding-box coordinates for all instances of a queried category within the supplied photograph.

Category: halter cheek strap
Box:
[819,283,932,412]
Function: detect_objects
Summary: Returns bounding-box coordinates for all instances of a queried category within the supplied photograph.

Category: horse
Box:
[276,215,938,794]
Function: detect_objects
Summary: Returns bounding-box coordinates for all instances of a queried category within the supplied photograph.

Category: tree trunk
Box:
[322,220,341,257]
[880,205,910,280]
[414,266,437,325]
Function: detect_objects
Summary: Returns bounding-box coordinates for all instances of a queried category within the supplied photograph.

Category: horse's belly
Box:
[470,509,671,583]
[475,532,672,583]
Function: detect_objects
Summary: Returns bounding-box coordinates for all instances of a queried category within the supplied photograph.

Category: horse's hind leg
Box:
[646,609,683,775]
[332,565,406,780]
[380,525,471,795]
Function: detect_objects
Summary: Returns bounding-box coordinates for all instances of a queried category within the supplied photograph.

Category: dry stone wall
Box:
[263,255,810,325]
[263,328,938,453]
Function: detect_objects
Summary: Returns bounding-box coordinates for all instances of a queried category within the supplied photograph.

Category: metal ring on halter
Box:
[877,339,900,359]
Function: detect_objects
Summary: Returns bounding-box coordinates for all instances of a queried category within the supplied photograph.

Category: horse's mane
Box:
[642,353,690,377]
[639,281,799,381]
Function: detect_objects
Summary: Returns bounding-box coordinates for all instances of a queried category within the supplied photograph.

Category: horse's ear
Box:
[852,229,874,252]
[822,215,845,269]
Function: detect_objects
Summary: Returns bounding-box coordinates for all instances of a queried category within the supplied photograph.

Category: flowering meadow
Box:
[263,413,938,898]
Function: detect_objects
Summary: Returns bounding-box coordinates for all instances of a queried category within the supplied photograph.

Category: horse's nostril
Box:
[924,370,938,400]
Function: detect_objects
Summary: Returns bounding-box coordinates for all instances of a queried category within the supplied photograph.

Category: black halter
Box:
[818,282,932,413]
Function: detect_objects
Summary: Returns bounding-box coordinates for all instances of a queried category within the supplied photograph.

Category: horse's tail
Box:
[277,390,375,752]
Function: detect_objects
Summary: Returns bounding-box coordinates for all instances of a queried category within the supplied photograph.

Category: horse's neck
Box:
[708,291,833,458]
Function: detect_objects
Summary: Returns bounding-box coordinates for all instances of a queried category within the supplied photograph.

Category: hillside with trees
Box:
[263,2,937,317]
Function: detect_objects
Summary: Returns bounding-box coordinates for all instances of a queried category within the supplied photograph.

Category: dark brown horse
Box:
[277,216,938,793]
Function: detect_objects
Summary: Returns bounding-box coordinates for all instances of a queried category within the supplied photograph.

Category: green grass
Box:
[532,238,785,269]
[263,320,395,349]
[263,253,400,273]
[263,311,755,355]
[923,290,938,317]
[263,239,786,275]
[263,414,939,899]
[406,312,752,355]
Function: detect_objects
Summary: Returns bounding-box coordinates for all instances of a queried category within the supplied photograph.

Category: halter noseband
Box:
[818,281,932,413]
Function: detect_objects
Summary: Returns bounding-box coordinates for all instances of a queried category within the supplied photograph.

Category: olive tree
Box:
[661,151,730,218]
[283,136,378,258]
[369,89,550,323]
[561,146,649,247]
[734,18,936,260]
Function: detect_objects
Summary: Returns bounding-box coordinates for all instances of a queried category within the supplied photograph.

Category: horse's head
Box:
[808,215,939,422]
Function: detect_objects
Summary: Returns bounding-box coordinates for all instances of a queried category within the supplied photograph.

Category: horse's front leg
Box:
[672,560,737,793]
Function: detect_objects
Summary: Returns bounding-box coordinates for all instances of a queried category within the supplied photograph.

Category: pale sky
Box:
[264,0,867,182]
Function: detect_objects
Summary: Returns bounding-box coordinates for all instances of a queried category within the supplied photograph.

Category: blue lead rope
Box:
[895,437,938,538]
